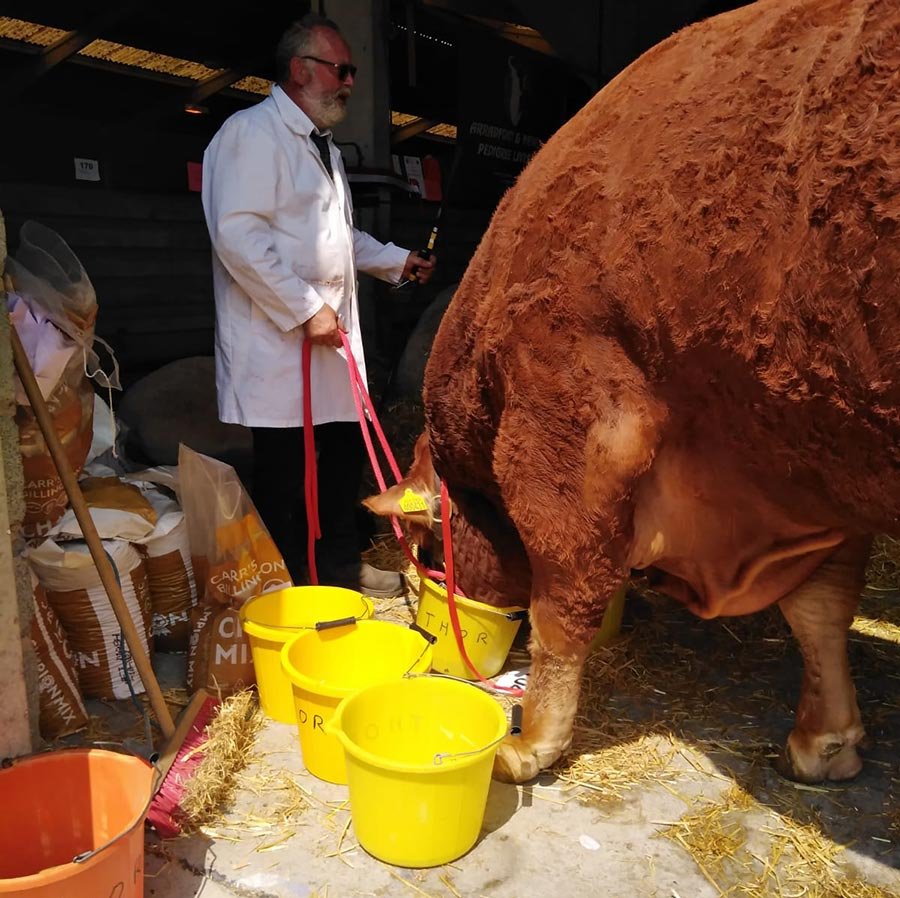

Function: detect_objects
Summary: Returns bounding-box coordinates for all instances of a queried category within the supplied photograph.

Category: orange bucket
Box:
[0,748,155,897]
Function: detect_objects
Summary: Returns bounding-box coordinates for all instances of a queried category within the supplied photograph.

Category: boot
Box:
[358,562,407,599]
[319,560,407,599]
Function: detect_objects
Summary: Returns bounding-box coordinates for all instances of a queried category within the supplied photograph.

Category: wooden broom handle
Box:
[10,326,176,738]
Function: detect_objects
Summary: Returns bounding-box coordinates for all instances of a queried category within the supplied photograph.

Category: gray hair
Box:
[275,14,342,83]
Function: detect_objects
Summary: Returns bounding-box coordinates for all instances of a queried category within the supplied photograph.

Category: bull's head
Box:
[363,432,448,564]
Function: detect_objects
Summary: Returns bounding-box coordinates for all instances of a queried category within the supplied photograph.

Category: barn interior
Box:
[0,1,898,896]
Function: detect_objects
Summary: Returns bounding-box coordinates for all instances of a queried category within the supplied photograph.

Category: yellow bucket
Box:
[280,621,433,784]
[416,577,526,680]
[589,584,627,652]
[328,676,508,867]
[240,586,374,723]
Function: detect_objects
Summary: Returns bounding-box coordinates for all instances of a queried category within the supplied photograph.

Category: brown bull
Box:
[366,0,900,784]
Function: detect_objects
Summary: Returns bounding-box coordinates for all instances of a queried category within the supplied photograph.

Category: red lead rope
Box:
[440,480,524,695]
[302,335,321,586]
[301,335,444,585]
[302,333,524,697]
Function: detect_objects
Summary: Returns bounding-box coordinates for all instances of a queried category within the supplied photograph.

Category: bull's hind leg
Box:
[489,337,663,783]
[492,573,613,783]
[777,538,871,783]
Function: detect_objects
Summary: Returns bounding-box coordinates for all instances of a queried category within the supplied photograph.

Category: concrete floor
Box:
[136,590,900,898]
[145,718,722,898]
[141,741,900,898]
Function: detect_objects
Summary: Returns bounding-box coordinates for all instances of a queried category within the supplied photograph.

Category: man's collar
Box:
[270,83,332,140]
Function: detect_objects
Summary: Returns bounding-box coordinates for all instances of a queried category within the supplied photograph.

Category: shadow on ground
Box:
[556,585,900,877]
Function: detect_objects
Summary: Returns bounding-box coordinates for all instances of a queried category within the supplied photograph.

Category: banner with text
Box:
[455,32,567,209]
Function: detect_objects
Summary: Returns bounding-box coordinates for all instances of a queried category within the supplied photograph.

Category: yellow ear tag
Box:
[398,488,429,514]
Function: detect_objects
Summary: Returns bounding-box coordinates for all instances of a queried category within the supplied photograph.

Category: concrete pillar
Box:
[0,219,39,757]
[329,0,399,384]
[330,0,391,170]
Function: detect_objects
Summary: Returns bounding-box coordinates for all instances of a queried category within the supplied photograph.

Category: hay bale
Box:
[118,357,252,476]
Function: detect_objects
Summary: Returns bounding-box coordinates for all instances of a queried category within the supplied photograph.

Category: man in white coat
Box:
[202,14,435,596]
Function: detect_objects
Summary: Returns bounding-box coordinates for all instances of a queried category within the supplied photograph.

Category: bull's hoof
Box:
[775,731,864,784]
[492,736,542,784]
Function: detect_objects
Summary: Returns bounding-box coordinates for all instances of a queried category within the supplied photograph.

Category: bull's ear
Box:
[363,482,433,522]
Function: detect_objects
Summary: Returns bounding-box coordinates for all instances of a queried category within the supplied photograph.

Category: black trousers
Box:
[251,423,367,584]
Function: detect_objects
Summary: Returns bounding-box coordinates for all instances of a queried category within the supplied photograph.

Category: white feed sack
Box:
[28,538,152,700]
[48,502,156,542]
[135,508,199,652]
[48,475,198,652]
[130,482,198,652]
[29,569,89,739]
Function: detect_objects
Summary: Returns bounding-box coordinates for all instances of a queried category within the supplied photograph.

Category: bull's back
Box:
[426,0,900,533]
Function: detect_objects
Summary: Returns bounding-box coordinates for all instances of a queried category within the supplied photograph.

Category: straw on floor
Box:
[360,525,900,896]
[165,689,266,834]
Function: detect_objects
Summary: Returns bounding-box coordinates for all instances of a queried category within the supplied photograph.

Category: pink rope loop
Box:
[302,333,523,698]
[338,332,445,583]
[441,482,524,697]
[339,333,403,482]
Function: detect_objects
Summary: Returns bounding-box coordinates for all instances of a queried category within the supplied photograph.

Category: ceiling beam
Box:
[506,0,600,80]
[422,0,527,24]
[0,38,266,103]
[421,0,556,59]
[466,16,556,56]
[116,54,272,130]
[187,66,255,104]
[2,2,140,100]
[422,0,598,82]
[391,117,437,146]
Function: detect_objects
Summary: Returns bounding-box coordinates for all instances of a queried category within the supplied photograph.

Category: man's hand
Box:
[303,305,345,347]
[401,251,436,285]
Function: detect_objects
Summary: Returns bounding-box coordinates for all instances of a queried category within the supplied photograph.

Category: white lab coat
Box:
[202,85,410,427]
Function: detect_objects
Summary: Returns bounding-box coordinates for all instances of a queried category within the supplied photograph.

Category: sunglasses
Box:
[301,55,357,81]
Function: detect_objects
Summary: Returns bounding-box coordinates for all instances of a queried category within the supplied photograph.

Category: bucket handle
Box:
[74,786,155,863]
[314,594,372,630]
[246,595,372,632]
[315,615,358,631]
[430,580,528,621]
[432,703,524,767]
[405,626,437,674]
[408,621,437,644]
[3,744,158,865]
[72,741,158,863]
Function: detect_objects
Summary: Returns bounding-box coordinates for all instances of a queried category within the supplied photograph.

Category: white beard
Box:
[310,93,349,129]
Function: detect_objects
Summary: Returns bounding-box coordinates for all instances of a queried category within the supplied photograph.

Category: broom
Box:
[9,321,221,838]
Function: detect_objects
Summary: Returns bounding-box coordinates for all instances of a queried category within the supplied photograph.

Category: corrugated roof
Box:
[0,17,65,45]
[232,76,271,96]
[80,39,221,80]
[0,15,271,93]
[425,122,457,139]
[391,111,420,127]
[391,111,457,140]
[1,17,455,133]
